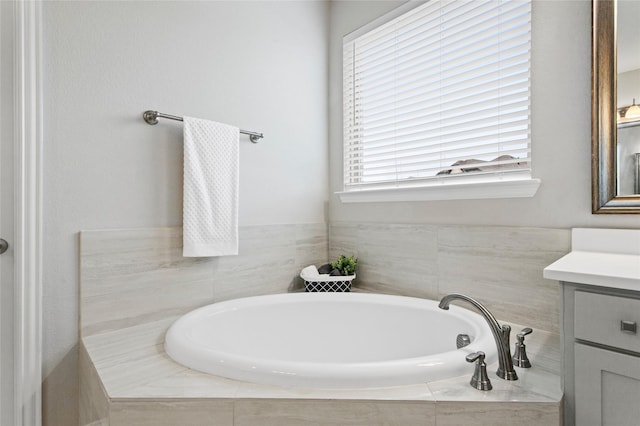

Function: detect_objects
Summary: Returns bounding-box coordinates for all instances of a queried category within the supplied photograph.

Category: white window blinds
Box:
[343,0,531,192]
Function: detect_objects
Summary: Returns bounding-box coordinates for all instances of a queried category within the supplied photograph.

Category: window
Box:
[341,0,538,202]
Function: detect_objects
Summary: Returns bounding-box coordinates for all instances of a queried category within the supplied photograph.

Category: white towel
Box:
[183,116,239,257]
[300,265,321,281]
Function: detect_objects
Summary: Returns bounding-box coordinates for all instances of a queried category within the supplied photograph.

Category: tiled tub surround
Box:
[80,224,565,425]
[80,225,328,338]
[330,223,570,335]
[81,316,561,425]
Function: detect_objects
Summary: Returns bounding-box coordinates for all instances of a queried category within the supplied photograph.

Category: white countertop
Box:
[543,228,640,291]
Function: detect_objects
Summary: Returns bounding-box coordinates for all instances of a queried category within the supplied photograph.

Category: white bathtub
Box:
[164,292,497,389]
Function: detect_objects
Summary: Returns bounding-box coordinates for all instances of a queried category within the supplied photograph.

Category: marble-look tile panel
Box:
[99,348,188,397]
[80,228,216,337]
[83,318,186,397]
[212,225,298,301]
[356,223,439,298]
[235,399,436,426]
[81,228,198,282]
[293,223,329,290]
[84,318,242,400]
[83,317,176,365]
[329,223,360,260]
[437,226,570,334]
[427,362,561,404]
[295,223,329,268]
[510,324,561,376]
[234,381,433,401]
[81,281,213,337]
[330,223,439,298]
[109,400,234,426]
[328,223,569,333]
[81,224,328,336]
[435,401,560,425]
[79,343,109,426]
[124,369,241,399]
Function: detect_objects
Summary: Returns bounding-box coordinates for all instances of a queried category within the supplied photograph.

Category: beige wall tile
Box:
[437,226,570,334]
[427,362,561,405]
[235,399,436,426]
[80,224,328,336]
[212,225,297,300]
[234,381,433,401]
[80,228,216,336]
[83,318,175,366]
[99,349,187,397]
[294,223,330,290]
[328,223,569,334]
[435,401,560,425]
[109,400,234,426]
[331,223,439,298]
[295,223,329,268]
[79,343,110,426]
[329,223,360,260]
[126,369,240,399]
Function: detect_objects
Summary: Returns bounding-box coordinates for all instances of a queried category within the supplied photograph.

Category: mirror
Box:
[592,0,640,213]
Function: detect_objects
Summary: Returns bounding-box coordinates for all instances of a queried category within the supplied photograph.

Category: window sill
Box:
[336,178,541,203]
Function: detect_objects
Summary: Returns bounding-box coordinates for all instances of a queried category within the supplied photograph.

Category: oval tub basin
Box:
[165,292,497,389]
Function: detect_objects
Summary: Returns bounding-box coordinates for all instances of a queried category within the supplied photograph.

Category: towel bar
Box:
[143,110,263,143]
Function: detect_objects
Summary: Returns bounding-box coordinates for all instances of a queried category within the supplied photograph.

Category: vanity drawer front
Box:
[574,291,640,353]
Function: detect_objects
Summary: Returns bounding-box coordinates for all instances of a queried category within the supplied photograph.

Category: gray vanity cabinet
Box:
[575,344,640,425]
[562,284,640,426]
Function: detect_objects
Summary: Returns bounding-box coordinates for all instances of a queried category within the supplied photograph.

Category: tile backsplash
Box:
[330,223,570,334]
[80,222,569,337]
[79,224,327,337]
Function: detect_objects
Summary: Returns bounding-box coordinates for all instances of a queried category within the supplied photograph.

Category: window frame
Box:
[338,0,540,203]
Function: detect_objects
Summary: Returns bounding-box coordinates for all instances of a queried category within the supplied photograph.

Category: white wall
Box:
[43,2,329,424]
[618,68,640,107]
[329,0,640,229]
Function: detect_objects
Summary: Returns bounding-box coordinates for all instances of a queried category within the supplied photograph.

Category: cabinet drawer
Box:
[575,291,640,353]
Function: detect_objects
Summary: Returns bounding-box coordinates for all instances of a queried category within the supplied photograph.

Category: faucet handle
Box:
[518,327,533,338]
[465,351,484,363]
[465,351,492,391]
[513,327,533,368]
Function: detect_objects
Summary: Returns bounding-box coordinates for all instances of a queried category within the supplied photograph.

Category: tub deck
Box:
[80,315,562,426]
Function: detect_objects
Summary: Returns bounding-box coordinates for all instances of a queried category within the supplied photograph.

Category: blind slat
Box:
[361,116,531,148]
[349,153,530,180]
[357,61,530,114]
[353,15,530,84]
[343,0,531,190]
[355,0,527,63]
[352,137,530,162]
[346,142,530,167]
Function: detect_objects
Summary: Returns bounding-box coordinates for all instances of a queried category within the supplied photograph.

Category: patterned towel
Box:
[182,116,239,257]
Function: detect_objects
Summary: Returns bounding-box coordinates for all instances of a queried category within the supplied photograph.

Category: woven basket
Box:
[302,274,355,292]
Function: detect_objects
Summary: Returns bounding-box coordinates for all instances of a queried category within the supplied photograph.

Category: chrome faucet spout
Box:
[439,293,518,381]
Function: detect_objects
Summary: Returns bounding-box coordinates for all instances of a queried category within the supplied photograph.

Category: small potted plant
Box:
[328,255,358,277]
[302,255,357,292]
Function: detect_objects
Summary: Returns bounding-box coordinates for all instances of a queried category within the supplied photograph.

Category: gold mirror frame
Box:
[592,0,640,213]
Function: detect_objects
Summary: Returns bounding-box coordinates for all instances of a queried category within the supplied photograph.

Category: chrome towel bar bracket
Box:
[142,110,264,143]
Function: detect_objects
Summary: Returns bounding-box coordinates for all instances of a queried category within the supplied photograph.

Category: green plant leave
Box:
[330,255,357,276]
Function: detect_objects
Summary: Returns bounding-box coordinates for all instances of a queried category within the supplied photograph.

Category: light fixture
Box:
[625,98,640,119]
[618,98,640,123]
